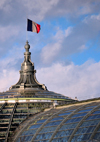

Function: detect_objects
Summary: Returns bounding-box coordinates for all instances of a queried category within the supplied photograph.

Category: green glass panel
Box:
[35,132,53,140]
[39,126,57,133]
[37,119,46,123]
[78,109,92,113]
[50,117,63,121]
[80,120,100,127]
[60,123,78,131]
[93,110,100,114]
[54,129,73,138]
[29,124,42,129]
[59,112,71,116]
[86,114,100,120]
[52,137,69,142]
[75,126,95,135]
[72,113,87,118]
[97,127,100,132]
[72,134,91,142]
[18,135,33,141]
[45,121,61,127]
[21,129,36,136]
[65,117,82,123]
[94,132,100,140]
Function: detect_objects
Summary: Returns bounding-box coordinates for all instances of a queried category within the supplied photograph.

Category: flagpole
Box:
[26,19,28,41]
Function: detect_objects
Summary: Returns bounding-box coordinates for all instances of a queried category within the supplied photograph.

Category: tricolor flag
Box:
[27,19,40,33]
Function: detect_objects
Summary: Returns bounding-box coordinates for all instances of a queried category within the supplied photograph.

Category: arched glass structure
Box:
[14,99,100,142]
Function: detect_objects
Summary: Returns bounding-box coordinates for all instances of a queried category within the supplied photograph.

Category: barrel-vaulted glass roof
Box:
[13,99,100,142]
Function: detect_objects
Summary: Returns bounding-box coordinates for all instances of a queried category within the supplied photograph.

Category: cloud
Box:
[65,27,73,37]
[37,60,100,100]
[91,14,100,20]
[0,44,24,71]
[0,69,19,92]
[44,0,100,18]
[0,0,12,12]
[57,14,100,59]
[0,0,100,26]
[0,25,20,42]
[41,27,73,64]
[40,12,100,65]
[41,42,62,64]
[22,0,59,21]
[79,45,87,51]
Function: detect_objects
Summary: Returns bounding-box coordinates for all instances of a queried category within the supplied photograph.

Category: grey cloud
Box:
[61,14,100,55]
[0,0,100,27]
[37,60,100,100]
[44,0,100,19]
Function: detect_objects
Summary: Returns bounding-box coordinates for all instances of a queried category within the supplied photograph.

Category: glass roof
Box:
[15,101,100,142]
[0,90,72,101]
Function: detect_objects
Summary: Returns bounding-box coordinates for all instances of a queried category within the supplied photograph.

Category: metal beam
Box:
[31,108,67,142]
[68,104,100,142]
[5,103,17,142]
[90,120,100,139]
[0,103,6,112]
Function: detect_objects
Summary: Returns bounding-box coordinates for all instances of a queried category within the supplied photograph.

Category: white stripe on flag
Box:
[32,21,37,33]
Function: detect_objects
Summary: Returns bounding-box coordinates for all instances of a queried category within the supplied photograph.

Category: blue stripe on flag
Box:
[27,19,32,31]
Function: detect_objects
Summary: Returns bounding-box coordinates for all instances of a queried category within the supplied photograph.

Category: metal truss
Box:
[68,104,100,142]
[31,108,66,142]
[90,121,100,140]
[49,103,91,142]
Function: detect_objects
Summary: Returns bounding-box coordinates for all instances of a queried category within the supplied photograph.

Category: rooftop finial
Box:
[24,40,30,52]
[9,41,47,91]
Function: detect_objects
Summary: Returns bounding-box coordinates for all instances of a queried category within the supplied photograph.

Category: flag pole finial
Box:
[24,40,30,52]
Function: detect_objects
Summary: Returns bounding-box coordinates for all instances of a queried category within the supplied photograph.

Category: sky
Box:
[0,0,100,100]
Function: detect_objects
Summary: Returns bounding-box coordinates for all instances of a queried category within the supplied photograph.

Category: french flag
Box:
[27,19,40,33]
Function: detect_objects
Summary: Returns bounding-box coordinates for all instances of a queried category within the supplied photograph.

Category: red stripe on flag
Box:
[36,24,40,33]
